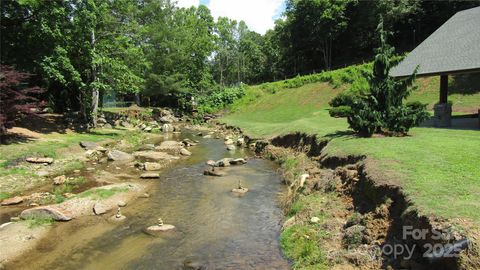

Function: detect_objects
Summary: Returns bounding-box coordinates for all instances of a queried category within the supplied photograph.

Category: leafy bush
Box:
[328,106,352,118]
[347,97,383,136]
[329,91,358,108]
[197,85,246,114]
[345,20,428,136]
[0,65,46,135]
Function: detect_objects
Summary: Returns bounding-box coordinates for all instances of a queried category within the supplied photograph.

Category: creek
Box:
[8,132,290,270]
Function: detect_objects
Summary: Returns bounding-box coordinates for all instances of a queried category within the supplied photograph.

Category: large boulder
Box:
[154,141,184,155]
[107,150,134,162]
[20,205,73,221]
[133,151,179,162]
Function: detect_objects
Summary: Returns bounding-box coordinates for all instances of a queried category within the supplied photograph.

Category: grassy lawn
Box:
[222,73,480,223]
[0,129,122,166]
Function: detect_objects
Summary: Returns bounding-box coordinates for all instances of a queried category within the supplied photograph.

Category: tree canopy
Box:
[1,0,478,125]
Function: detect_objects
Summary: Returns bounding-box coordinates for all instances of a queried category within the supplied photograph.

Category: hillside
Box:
[222,67,480,222]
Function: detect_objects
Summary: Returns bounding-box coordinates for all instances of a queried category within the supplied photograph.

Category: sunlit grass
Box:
[222,74,480,222]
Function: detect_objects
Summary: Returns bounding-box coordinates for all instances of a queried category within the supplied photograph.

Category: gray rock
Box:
[107,150,134,162]
[117,201,127,207]
[121,121,133,128]
[231,187,249,194]
[230,158,247,165]
[226,145,236,151]
[155,140,184,154]
[140,173,160,179]
[145,224,175,235]
[282,216,296,229]
[103,123,113,129]
[80,141,99,150]
[236,137,245,146]
[215,158,233,167]
[93,203,110,215]
[139,144,155,151]
[20,206,72,221]
[37,170,50,177]
[53,175,66,185]
[26,157,54,164]
[144,126,152,132]
[206,160,216,166]
[144,162,162,171]
[180,148,192,156]
[162,123,174,132]
[1,196,24,206]
[203,168,226,177]
[310,216,321,223]
[97,117,107,124]
[133,151,179,161]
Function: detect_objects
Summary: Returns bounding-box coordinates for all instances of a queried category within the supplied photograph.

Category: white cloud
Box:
[176,0,200,8]
[209,0,284,34]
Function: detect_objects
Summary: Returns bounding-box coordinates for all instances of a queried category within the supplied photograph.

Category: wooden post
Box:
[440,75,448,104]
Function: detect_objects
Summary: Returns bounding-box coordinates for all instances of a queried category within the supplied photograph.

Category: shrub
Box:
[328,105,352,118]
[329,91,358,108]
[346,20,428,136]
[197,85,246,114]
[0,65,46,135]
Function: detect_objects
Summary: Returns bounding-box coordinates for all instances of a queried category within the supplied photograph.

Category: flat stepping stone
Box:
[140,173,160,179]
[231,188,249,194]
[1,196,24,206]
[26,157,53,164]
[145,224,175,235]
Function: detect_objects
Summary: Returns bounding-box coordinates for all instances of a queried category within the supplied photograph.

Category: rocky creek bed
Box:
[0,127,290,270]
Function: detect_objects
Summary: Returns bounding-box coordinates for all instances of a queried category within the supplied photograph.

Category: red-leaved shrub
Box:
[0,65,46,135]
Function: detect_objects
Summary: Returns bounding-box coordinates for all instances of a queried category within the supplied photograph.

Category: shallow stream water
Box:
[9,133,290,270]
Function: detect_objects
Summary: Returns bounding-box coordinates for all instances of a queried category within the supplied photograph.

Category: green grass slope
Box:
[222,67,480,222]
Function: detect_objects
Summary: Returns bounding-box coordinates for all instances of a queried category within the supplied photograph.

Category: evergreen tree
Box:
[347,19,429,136]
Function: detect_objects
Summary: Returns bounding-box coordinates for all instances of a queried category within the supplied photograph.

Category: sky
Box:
[176,0,286,34]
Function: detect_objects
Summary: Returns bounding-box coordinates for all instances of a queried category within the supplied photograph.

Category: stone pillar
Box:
[433,103,452,127]
[434,75,452,127]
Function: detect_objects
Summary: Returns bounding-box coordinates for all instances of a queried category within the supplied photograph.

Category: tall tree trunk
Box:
[90,28,98,128]
[135,93,140,106]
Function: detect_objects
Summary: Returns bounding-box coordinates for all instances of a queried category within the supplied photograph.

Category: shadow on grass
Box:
[323,130,357,139]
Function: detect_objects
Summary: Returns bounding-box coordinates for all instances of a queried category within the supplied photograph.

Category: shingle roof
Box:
[390,6,480,78]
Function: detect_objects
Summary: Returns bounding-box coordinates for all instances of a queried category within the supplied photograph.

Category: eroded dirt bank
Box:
[242,130,479,269]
